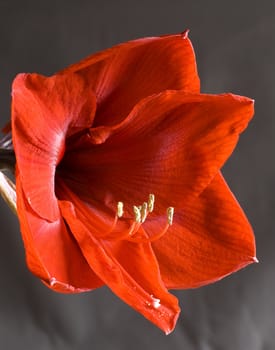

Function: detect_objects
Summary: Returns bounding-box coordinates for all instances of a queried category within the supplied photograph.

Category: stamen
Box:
[167,207,174,225]
[96,194,173,244]
[117,201,124,218]
[127,221,142,237]
[140,202,148,223]
[92,201,122,239]
[126,204,175,244]
[133,205,141,223]
[148,194,155,212]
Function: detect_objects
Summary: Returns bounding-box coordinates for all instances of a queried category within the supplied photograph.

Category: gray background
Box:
[0,1,274,349]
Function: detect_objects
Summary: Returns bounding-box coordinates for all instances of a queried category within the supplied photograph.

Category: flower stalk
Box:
[0,170,17,215]
[0,139,17,214]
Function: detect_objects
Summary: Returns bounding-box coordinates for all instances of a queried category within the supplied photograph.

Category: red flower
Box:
[10,32,256,334]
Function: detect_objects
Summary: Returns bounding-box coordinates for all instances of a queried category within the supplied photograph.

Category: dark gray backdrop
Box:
[0,1,273,349]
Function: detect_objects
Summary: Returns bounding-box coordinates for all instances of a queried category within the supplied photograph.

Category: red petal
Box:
[16,177,103,293]
[152,173,257,289]
[57,184,180,334]
[63,32,200,126]
[12,73,96,221]
[61,92,254,217]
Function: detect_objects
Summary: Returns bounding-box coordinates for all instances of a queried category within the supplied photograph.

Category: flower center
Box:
[97,193,174,243]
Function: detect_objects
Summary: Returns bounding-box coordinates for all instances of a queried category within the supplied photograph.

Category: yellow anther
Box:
[148,194,155,213]
[167,207,174,225]
[140,202,148,223]
[117,202,124,218]
[133,205,141,223]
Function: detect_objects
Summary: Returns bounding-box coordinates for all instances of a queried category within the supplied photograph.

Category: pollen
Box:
[133,205,141,223]
[167,207,174,225]
[140,202,148,223]
[148,193,155,212]
[117,201,124,218]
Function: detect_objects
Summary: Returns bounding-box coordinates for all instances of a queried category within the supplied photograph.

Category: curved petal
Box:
[12,72,97,221]
[16,177,103,293]
[58,195,180,334]
[61,92,254,218]
[152,173,257,289]
[63,32,200,126]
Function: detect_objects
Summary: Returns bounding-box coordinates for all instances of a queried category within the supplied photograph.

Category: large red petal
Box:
[12,73,96,221]
[16,177,103,293]
[152,173,257,289]
[61,92,254,218]
[63,32,200,126]
[58,196,180,334]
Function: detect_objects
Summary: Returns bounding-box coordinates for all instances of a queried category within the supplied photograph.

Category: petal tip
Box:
[243,96,255,107]
[162,306,181,335]
[43,276,92,294]
[12,73,28,92]
[181,29,190,39]
[252,256,259,263]
[229,93,255,106]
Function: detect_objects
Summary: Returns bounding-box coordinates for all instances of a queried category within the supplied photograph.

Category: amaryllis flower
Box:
[7,32,256,334]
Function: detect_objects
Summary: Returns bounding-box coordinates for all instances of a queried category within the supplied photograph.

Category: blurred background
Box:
[0,1,273,349]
